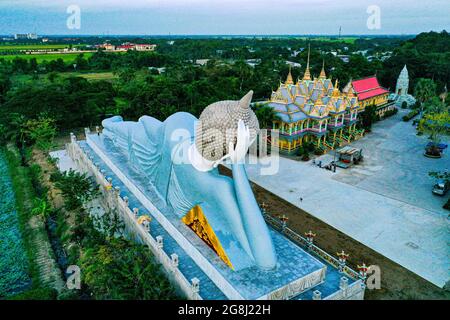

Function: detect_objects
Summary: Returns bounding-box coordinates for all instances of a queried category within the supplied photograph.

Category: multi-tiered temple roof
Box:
[267,47,360,123]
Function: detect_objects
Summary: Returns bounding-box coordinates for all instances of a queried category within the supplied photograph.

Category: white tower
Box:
[395,65,409,96]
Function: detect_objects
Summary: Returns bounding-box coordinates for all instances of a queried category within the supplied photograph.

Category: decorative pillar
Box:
[191,278,200,297]
[95,126,100,135]
[156,236,163,249]
[70,132,76,143]
[84,127,91,136]
[171,253,179,269]
[143,220,150,232]
[337,250,349,273]
[133,208,139,218]
[114,186,121,198]
[312,290,322,300]
[340,276,349,297]
[123,196,129,206]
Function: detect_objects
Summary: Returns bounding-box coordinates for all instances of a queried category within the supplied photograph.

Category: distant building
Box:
[114,43,156,52]
[14,34,28,40]
[14,33,38,40]
[96,43,116,51]
[389,65,416,107]
[195,59,210,66]
[337,55,350,63]
[285,61,302,68]
[343,76,395,117]
[134,44,156,51]
[245,59,261,68]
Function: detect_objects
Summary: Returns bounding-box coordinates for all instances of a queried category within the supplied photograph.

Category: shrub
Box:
[444,198,450,211]
[401,101,408,109]
[402,109,419,122]
[8,287,58,300]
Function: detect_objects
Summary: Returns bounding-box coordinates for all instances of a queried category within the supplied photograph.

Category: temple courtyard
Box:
[244,108,449,288]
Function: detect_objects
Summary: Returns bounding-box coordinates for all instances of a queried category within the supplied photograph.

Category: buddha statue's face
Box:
[195,91,259,162]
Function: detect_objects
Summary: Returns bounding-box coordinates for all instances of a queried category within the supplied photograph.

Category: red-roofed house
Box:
[344,76,394,117]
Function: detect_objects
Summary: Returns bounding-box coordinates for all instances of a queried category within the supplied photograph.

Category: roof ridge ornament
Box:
[319,59,326,79]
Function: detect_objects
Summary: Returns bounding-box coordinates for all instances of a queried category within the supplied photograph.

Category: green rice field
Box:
[0,44,84,51]
[0,52,94,63]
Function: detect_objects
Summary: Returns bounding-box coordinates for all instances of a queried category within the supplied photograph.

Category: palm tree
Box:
[414,78,437,116]
[254,103,280,129]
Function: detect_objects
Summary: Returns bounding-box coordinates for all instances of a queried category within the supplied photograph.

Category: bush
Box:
[8,287,58,300]
[384,107,398,118]
[401,101,408,109]
[444,198,450,211]
[402,109,419,122]
[50,169,99,211]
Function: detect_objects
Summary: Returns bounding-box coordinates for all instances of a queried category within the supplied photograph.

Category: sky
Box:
[0,0,449,35]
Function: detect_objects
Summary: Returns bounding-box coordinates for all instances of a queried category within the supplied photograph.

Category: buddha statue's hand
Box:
[211,119,250,168]
[227,119,250,164]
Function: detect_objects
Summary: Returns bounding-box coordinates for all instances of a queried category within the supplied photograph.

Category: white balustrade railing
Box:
[67,139,202,300]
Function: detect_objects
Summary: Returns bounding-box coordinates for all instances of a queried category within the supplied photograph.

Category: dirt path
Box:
[219,165,449,300]
[7,145,65,292]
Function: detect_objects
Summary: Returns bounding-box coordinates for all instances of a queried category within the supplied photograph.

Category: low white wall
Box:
[66,139,202,300]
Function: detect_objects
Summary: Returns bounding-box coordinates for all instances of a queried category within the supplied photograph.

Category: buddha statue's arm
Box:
[231,163,277,270]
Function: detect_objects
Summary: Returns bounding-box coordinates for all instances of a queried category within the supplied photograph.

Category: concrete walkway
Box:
[244,109,449,288]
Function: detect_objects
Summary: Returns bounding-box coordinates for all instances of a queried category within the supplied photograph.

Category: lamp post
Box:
[279,214,289,232]
[357,263,369,287]
[305,230,316,250]
[337,250,349,273]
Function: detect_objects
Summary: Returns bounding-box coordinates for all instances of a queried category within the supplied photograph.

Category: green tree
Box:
[51,169,99,211]
[253,103,280,129]
[359,104,377,131]
[24,116,57,151]
[414,78,437,114]
[418,111,450,155]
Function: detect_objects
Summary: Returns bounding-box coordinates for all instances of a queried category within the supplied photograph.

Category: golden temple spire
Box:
[303,44,311,81]
[285,65,294,85]
[332,79,340,97]
[319,59,326,79]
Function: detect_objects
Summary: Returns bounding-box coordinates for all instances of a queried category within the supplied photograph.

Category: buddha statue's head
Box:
[194,91,259,163]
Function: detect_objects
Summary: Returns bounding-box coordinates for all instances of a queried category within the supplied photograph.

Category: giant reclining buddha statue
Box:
[101,91,277,271]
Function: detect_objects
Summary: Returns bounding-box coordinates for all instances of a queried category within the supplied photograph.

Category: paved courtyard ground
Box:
[244,109,449,288]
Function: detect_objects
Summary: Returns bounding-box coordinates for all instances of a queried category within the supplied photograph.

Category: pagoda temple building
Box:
[389,65,416,107]
[264,49,365,155]
[343,76,395,118]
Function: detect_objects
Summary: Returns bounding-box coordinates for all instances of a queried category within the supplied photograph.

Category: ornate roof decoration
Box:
[285,65,294,85]
[318,60,326,80]
[303,44,312,81]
